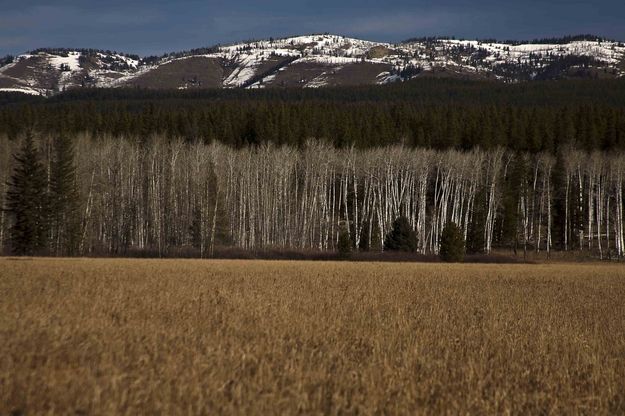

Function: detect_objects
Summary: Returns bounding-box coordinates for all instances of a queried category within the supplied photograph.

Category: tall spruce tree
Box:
[384,216,417,252]
[440,222,465,262]
[49,136,81,255]
[5,133,49,255]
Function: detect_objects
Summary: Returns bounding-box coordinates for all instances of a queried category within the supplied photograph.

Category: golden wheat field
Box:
[1,258,625,415]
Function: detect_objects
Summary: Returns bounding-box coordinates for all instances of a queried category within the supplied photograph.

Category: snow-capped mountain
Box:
[1,34,624,96]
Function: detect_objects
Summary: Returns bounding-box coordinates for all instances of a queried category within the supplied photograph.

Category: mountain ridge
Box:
[1,33,624,96]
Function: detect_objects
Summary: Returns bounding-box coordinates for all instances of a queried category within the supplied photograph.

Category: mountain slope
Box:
[1,34,624,95]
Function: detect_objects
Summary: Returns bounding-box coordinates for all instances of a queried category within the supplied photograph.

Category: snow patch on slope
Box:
[0,87,42,95]
[49,52,81,71]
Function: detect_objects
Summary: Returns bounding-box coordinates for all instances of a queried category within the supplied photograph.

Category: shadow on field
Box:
[0,247,534,263]
[210,248,531,263]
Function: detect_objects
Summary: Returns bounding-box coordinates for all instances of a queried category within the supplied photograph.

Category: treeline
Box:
[2,79,625,152]
[1,133,624,258]
[7,78,625,105]
[27,48,140,61]
[401,34,615,45]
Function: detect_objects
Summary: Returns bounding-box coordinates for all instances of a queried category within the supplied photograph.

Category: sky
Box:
[1,0,624,56]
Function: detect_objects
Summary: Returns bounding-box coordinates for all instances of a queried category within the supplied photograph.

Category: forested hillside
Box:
[2,79,625,258]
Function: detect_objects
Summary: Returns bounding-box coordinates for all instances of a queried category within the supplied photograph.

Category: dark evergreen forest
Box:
[2,78,625,152]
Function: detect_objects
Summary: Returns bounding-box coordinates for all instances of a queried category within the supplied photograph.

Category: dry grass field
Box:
[1,258,625,415]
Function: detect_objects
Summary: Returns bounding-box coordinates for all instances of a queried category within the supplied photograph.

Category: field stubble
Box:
[1,259,624,414]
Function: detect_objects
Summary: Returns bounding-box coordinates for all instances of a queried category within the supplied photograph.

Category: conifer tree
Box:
[384,216,417,252]
[49,136,81,255]
[5,133,49,255]
[440,222,465,262]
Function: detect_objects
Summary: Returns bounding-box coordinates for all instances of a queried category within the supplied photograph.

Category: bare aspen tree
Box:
[484,148,505,253]
[610,154,625,257]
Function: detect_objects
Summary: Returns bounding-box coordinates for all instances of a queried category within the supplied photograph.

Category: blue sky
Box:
[1,0,624,56]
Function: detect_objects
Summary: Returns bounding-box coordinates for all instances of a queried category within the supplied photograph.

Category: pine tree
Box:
[5,133,49,255]
[49,136,81,256]
[440,222,465,262]
[384,216,417,252]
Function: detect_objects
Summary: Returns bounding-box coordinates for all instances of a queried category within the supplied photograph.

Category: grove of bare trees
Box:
[2,133,625,259]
